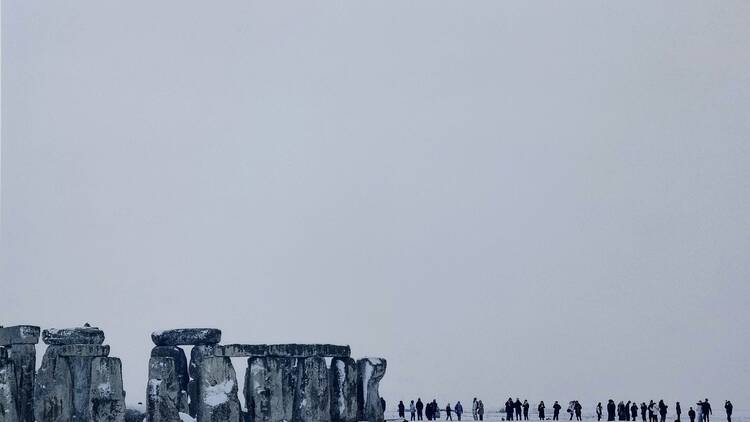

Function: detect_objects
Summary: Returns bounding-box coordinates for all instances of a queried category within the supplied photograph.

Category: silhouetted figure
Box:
[417,398,424,421]
[631,402,638,421]
[399,401,406,419]
[516,399,523,421]
[688,408,696,422]
[411,400,417,421]
[648,401,657,422]
[506,399,515,422]
[478,401,485,421]
[724,401,732,422]
[608,400,616,422]
[702,400,712,422]
[568,402,575,421]
[524,400,530,421]
[539,402,546,421]
[574,401,582,421]
[553,401,562,421]
[658,400,668,422]
[640,403,647,422]
[446,404,453,421]
[676,403,681,422]
[456,401,464,421]
[473,399,478,421]
[597,403,603,421]
[427,402,434,421]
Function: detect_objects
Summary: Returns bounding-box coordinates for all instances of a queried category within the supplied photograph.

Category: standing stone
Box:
[245,357,298,422]
[34,347,73,422]
[150,347,188,414]
[195,357,240,422]
[356,358,386,422]
[329,358,358,422]
[146,357,180,422]
[7,344,35,422]
[296,357,330,422]
[89,357,125,422]
[0,327,40,347]
[68,356,95,422]
[0,353,19,422]
[188,345,215,418]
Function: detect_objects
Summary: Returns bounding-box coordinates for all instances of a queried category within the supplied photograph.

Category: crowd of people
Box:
[391,398,734,422]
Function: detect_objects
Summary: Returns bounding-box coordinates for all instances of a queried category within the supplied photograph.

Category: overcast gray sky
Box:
[2,0,750,410]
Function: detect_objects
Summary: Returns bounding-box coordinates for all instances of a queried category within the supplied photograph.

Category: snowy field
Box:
[384,410,750,422]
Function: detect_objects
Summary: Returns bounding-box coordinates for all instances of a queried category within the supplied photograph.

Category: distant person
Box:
[649,401,657,422]
[553,401,562,421]
[631,402,638,421]
[597,403,603,421]
[696,402,704,422]
[539,402,546,420]
[455,401,464,421]
[724,401,732,422]
[478,401,485,421]
[574,401,583,421]
[608,400,616,421]
[676,403,681,422]
[473,398,479,421]
[411,400,417,421]
[417,398,424,421]
[688,408,696,422]
[524,400,531,421]
[659,400,668,422]
[516,399,524,421]
[702,400,712,422]
[507,399,515,421]
[434,400,441,420]
[446,404,453,421]
[640,403,647,422]
[568,402,575,421]
[399,401,406,419]
[427,402,433,421]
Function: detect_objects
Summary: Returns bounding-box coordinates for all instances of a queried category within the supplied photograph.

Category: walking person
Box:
[574,401,582,421]
[399,401,406,419]
[553,401,562,421]
[478,401,485,421]
[539,402,546,421]
[455,401,464,421]
[597,403,603,421]
[689,407,696,422]
[524,400,530,421]
[446,403,453,421]
[724,401,732,422]
[417,398,424,421]
[411,400,417,421]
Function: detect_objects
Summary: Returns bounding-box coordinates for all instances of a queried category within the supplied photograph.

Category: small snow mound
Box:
[179,412,196,422]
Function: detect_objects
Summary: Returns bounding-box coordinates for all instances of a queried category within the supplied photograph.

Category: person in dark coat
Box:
[724,401,732,422]
[640,403,647,422]
[399,401,406,418]
[426,402,433,421]
[516,399,523,421]
[676,403,682,421]
[523,400,530,421]
[455,402,464,421]
[658,400,668,422]
[553,401,562,421]
[702,400,712,422]
[631,402,638,421]
[574,401,583,421]
[478,401,484,421]
[417,399,424,421]
[607,400,617,422]
[446,404,453,421]
[689,408,696,422]
[538,402,546,421]
[596,403,603,421]
[506,399,515,421]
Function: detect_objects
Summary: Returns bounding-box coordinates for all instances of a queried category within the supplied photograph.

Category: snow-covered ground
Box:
[384,410,750,422]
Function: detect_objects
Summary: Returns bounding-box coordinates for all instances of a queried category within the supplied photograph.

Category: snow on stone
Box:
[147,379,162,396]
[203,380,235,407]
[335,360,346,414]
[179,412,196,422]
[97,382,112,396]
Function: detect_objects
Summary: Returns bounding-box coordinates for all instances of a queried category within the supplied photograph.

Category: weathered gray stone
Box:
[0,348,6,360]
[0,355,19,422]
[0,326,40,346]
[297,357,330,422]
[43,328,105,346]
[7,344,35,422]
[34,347,73,422]
[89,357,125,422]
[68,356,95,421]
[150,347,188,414]
[124,408,146,422]
[356,358,386,422]
[330,357,358,422]
[213,345,268,358]
[151,329,221,347]
[245,356,298,422]
[196,356,240,422]
[146,357,180,422]
[266,344,350,358]
[188,345,215,418]
[58,345,110,357]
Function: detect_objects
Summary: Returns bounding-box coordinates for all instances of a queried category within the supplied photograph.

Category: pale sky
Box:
[2,0,750,411]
